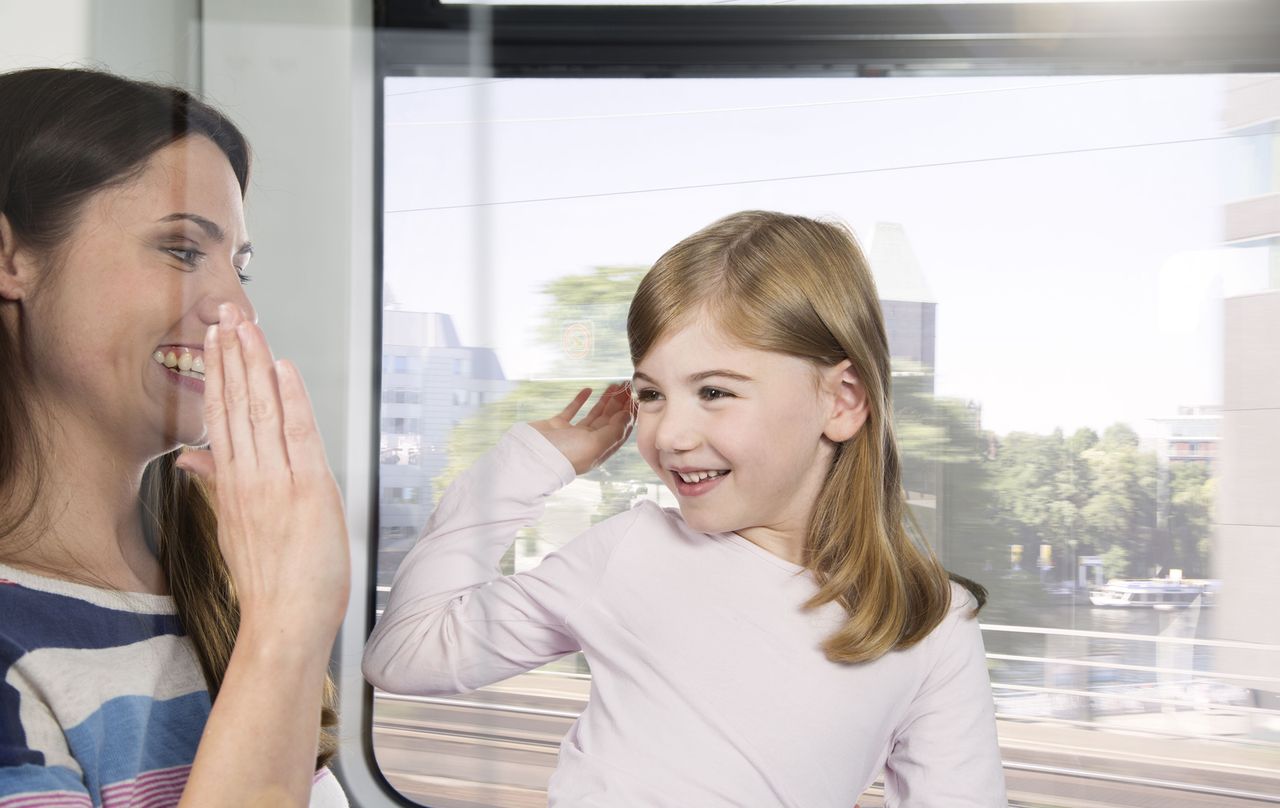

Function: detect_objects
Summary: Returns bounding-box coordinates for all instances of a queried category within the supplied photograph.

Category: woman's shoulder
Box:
[0,562,183,660]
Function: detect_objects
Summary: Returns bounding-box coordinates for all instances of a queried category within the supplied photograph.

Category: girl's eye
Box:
[235,266,253,285]
[634,388,662,403]
[700,386,733,401]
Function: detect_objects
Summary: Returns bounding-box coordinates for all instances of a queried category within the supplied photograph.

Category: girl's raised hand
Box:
[529,384,634,475]
[176,305,350,644]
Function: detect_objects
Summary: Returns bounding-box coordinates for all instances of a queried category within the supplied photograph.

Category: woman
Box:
[0,68,349,807]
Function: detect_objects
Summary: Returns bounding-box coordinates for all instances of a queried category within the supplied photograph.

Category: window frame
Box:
[336,2,1280,805]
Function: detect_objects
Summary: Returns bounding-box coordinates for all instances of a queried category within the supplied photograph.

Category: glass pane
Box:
[376,72,1280,807]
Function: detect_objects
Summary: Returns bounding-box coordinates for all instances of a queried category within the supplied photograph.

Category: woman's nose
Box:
[196,268,257,326]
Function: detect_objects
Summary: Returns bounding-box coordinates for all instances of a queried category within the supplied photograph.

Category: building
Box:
[378,309,513,585]
[868,222,937,388]
[1216,76,1280,730]
[1151,405,1221,467]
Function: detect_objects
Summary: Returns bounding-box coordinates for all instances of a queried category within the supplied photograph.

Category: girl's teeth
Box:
[678,470,725,483]
[192,356,205,374]
[164,351,178,368]
[177,352,193,372]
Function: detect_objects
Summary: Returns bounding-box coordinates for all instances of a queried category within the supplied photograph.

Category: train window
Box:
[355,3,1280,806]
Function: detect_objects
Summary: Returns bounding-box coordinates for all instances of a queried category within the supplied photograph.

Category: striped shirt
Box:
[0,563,346,808]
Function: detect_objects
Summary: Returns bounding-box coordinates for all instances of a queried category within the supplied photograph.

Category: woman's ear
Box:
[822,360,869,443]
[0,214,32,302]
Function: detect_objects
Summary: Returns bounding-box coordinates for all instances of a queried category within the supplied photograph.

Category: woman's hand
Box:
[176,304,350,642]
[529,384,634,475]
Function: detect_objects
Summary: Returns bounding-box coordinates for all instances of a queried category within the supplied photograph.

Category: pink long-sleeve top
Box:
[363,424,1008,807]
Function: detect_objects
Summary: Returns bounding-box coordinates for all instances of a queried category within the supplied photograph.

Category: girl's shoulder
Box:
[946,579,983,617]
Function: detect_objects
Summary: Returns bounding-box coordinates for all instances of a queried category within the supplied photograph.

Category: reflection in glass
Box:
[374,74,1280,807]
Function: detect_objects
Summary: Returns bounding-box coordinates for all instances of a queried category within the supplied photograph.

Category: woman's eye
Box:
[700,387,733,401]
[166,247,204,267]
[235,266,253,285]
[635,388,662,403]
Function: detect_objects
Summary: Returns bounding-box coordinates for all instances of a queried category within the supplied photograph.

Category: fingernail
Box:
[236,321,252,341]
[205,323,217,347]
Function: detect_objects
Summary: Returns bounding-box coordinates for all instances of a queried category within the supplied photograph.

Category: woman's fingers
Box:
[236,321,289,474]
[217,305,257,469]
[201,322,232,478]
[174,447,216,481]
[275,358,328,478]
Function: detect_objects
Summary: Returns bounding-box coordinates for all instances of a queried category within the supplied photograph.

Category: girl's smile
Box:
[670,467,730,496]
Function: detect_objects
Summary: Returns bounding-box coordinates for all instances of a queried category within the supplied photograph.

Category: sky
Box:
[382,74,1271,437]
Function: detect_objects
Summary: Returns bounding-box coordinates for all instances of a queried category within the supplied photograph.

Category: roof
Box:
[867,222,935,304]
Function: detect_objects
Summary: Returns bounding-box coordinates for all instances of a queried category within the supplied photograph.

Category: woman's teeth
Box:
[677,470,726,483]
[153,349,205,379]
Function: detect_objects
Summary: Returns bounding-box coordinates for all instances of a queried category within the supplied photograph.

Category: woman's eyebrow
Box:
[158,212,226,242]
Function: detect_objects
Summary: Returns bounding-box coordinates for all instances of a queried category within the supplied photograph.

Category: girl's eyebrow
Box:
[690,369,753,383]
[632,369,754,384]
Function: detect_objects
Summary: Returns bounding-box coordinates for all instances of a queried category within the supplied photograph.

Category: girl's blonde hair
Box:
[628,210,985,664]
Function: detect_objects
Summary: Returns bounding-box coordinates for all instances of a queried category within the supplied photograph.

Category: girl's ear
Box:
[822,359,869,443]
[0,214,33,302]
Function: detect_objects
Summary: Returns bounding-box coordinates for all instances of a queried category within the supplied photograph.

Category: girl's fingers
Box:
[236,321,289,474]
[580,385,613,426]
[217,305,258,468]
[587,383,630,430]
[275,359,328,476]
[555,387,592,423]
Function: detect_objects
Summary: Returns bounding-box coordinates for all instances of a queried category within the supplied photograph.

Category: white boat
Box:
[1088,578,1219,608]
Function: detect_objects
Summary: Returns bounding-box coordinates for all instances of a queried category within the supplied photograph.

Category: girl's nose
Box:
[652,409,700,454]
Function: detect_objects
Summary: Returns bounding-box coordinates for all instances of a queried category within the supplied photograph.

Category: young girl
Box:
[364,211,1006,806]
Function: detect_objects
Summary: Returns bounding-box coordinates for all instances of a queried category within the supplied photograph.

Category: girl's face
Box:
[632,315,848,558]
[17,135,255,458]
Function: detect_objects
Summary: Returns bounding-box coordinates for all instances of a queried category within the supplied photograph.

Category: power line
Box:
[387,76,1139,127]
[385,131,1252,215]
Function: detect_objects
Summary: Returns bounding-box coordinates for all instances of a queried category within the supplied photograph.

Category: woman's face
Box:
[21,135,255,458]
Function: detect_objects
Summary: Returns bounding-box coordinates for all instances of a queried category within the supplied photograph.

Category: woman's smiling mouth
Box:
[152,346,205,379]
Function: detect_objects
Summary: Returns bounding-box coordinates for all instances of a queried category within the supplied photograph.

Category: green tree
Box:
[1078,424,1157,577]
[893,371,1012,601]
[1166,462,1214,577]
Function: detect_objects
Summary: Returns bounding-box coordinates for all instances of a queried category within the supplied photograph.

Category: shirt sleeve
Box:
[363,423,637,695]
[882,586,1008,807]
[0,663,92,808]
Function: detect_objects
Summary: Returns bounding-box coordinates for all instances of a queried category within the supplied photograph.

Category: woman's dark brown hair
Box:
[0,67,337,768]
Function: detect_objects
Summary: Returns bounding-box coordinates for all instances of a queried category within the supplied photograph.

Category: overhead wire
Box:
[385,131,1254,214]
